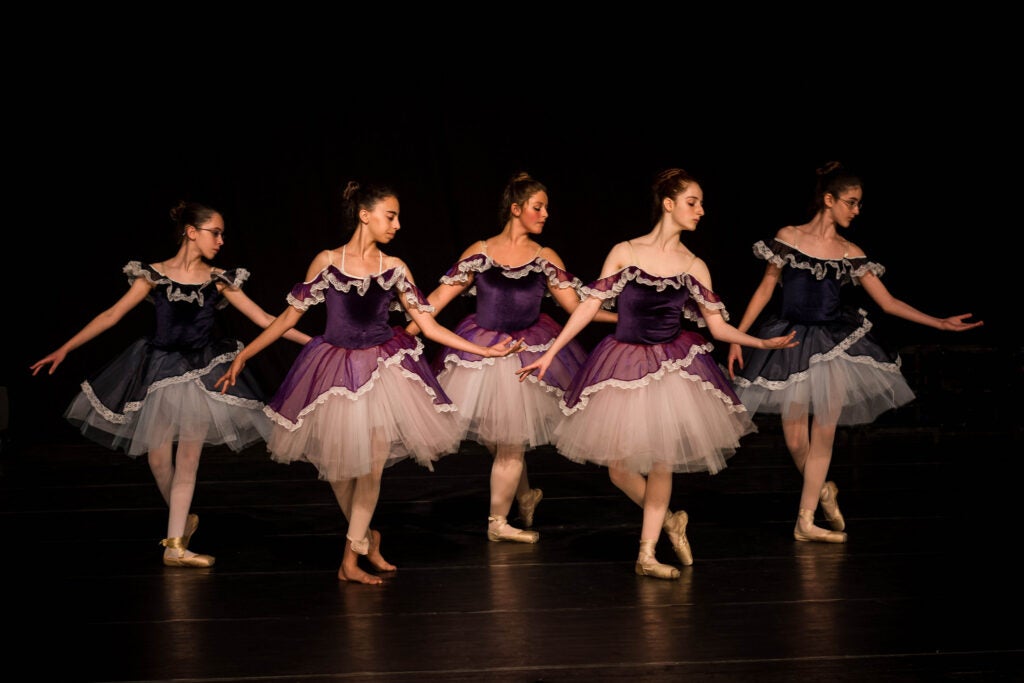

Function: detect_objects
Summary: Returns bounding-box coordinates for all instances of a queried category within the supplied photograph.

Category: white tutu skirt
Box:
[437,353,566,454]
[65,376,271,457]
[732,310,916,426]
[734,353,916,426]
[554,370,755,475]
[265,360,464,481]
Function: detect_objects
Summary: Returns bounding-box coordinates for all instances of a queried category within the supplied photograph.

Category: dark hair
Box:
[812,161,862,215]
[500,172,547,225]
[650,168,698,223]
[340,180,398,233]
[170,200,220,244]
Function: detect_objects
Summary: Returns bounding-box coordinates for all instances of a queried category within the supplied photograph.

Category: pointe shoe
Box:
[487,515,539,543]
[517,488,543,528]
[182,514,199,549]
[662,510,694,566]
[635,539,680,580]
[819,481,846,531]
[794,509,847,544]
[160,537,216,567]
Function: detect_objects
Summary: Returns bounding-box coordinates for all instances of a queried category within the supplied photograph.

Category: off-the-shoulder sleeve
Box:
[849,257,885,283]
[389,271,435,314]
[539,259,584,293]
[752,238,795,266]
[285,269,330,311]
[579,268,627,307]
[680,274,727,325]
[212,267,250,290]
[439,253,487,285]
[123,260,163,285]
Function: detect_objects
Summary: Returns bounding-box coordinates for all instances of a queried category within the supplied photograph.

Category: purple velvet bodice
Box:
[439,254,582,331]
[581,266,726,345]
[286,265,430,349]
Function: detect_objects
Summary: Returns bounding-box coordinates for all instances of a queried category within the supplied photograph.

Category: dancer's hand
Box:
[762,330,799,350]
[516,353,551,382]
[939,313,983,332]
[485,336,526,358]
[214,358,245,394]
[30,349,67,376]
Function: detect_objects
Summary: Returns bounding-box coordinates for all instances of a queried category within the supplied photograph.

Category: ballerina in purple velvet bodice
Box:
[216,181,522,585]
[407,172,616,544]
[518,168,798,580]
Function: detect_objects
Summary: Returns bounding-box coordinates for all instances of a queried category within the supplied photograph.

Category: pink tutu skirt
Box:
[265,334,464,481]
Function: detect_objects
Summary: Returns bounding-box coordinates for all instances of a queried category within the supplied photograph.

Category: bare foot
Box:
[338,561,384,585]
[367,529,396,572]
[338,543,384,585]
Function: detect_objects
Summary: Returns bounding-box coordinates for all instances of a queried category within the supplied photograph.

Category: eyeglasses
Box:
[836,198,863,210]
[197,228,225,239]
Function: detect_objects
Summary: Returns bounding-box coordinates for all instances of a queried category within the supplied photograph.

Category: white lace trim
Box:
[265,339,455,431]
[561,344,744,415]
[579,268,726,327]
[732,312,904,391]
[78,342,263,422]
[123,261,249,310]
[754,240,885,284]
[439,255,582,298]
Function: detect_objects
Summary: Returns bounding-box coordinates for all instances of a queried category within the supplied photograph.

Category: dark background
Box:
[5,41,1013,449]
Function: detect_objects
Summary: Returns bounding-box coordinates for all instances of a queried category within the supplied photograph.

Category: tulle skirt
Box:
[64,338,270,456]
[437,353,568,454]
[555,332,755,475]
[732,310,916,426]
[264,332,463,481]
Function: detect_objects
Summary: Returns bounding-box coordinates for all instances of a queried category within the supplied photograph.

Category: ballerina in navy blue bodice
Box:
[31,200,310,568]
[518,168,798,580]
[408,172,616,544]
[726,161,983,544]
[216,181,523,585]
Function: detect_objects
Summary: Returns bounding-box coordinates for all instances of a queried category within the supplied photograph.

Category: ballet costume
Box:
[65,261,271,455]
[64,260,271,567]
[431,243,588,539]
[263,249,465,482]
[556,266,754,475]
[554,264,755,575]
[731,238,916,541]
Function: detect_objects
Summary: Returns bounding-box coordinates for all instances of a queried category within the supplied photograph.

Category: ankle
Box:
[487,515,539,543]
[347,532,370,555]
[636,539,680,579]
[160,536,185,557]
[637,538,659,560]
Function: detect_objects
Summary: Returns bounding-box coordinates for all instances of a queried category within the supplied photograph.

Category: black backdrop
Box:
[7,62,1010,447]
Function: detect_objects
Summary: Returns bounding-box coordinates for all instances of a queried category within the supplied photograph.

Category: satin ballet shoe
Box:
[794,509,847,544]
[662,510,694,566]
[517,488,543,528]
[819,481,846,532]
[182,514,199,549]
[487,515,539,543]
[635,539,680,580]
[160,537,216,567]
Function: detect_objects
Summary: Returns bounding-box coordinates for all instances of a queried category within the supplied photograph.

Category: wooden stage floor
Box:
[2,344,1021,682]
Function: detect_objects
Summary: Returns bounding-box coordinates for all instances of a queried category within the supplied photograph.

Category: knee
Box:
[608,467,629,490]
